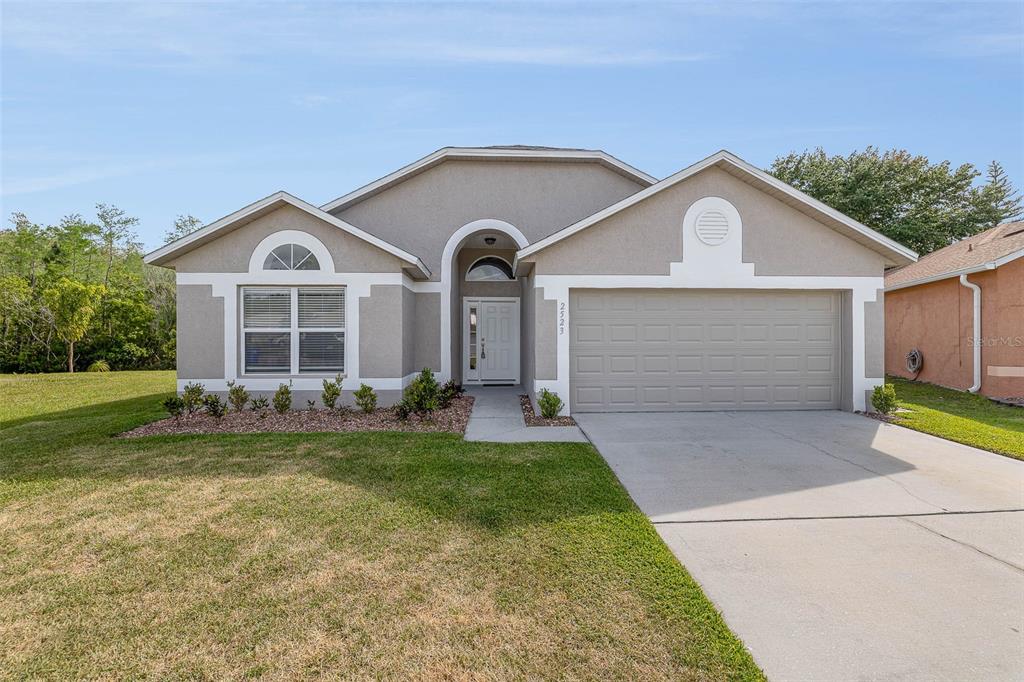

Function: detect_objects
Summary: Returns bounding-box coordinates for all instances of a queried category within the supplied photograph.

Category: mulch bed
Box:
[990,396,1024,408]
[519,394,577,427]
[120,396,475,437]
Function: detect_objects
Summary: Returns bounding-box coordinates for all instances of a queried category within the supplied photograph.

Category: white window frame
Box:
[240,285,346,376]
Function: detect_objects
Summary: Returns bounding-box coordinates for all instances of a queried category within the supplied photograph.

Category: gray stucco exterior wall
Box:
[402,287,416,377]
[414,292,441,373]
[521,275,535,392]
[535,290,557,380]
[359,285,404,378]
[335,160,646,280]
[177,285,225,379]
[864,289,885,378]
[168,204,403,274]
[524,167,886,278]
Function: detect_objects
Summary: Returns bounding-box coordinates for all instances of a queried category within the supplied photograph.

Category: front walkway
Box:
[464,385,587,442]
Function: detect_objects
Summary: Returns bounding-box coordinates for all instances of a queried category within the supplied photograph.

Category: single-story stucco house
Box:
[145,146,917,414]
[885,222,1024,398]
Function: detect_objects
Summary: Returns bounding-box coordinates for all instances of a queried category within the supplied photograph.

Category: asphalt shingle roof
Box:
[885,221,1024,288]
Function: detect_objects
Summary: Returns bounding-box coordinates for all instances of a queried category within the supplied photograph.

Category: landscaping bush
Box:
[393,398,412,420]
[226,380,250,412]
[538,389,564,419]
[273,383,292,414]
[182,382,206,415]
[203,394,227,419]
[321,374,343,409]
[353,384,377,413]
[250,396,270,417]
[86,359,110,372]
[438,379,465,409]
[872,383,898,415]
[162,396,185,420]
[307,399,317,410]
[403,368,440,417]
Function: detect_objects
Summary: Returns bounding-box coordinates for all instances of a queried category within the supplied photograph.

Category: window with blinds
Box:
[241,287,345,374]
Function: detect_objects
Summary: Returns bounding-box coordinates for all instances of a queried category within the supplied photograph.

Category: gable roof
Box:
[885,221,1024,291]
[144,191,431,277]
[515,150,918,268]
[319,146,656,213]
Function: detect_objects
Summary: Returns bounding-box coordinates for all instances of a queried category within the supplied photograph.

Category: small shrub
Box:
[393,398,412,420]
[872,383,897,415]
[182,382,206,415]
[321,374,343,409]
[538,389,564,419]
[162,396,185,420]
[226,380,250,412]
[404,368,440,416]
[86,359,110,372]
[307,399,317,410]
[438,379,464,408]
[353,383,377,413]
[250,396,270,416]
[273,382,293,414]
[203,394,227,419]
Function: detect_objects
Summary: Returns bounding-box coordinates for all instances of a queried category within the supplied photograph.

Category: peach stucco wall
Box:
[885,257,1024,397]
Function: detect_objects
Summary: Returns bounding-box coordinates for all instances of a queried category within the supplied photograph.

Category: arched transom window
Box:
[263,244,320,271]
[466,256,513,281]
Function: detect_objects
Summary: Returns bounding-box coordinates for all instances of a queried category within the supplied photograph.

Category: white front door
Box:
[463,297,520,384]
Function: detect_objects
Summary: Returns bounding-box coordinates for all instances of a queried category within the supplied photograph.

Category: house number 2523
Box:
[559,302,566,335]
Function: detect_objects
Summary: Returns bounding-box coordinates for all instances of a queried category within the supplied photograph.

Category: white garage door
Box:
[570,289,841,412]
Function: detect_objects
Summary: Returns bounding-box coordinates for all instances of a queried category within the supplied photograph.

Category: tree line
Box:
[0,208,200,373]
[0,147,1020,374]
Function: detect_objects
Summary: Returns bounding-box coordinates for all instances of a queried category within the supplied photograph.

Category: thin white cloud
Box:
[0,2,716,68]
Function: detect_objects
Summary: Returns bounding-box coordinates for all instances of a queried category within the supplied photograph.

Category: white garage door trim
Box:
[569,289,842,412]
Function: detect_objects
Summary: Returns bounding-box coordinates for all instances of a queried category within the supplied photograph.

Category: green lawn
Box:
[888,377,1024,461]
[0,372,761,680]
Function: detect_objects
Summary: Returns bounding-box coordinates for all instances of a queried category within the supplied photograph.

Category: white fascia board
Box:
[318,147,656,213]
[884,247,1024,291]
[145,191,431,278]
[516,150,919,266]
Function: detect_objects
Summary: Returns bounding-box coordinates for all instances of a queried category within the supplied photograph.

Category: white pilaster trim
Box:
[439,219,529,381]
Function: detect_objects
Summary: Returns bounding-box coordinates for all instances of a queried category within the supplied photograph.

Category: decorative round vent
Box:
[694,209,730,245]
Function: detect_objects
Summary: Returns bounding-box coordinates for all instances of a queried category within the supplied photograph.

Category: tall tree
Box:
[164,214,203,244]
[42,278,105,372]
[768,147,1023,255]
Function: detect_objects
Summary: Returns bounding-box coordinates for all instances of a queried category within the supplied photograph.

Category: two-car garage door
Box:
[569,289,841,412]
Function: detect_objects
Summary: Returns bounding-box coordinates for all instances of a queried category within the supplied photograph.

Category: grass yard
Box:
[0,372,761,680]
[888,377,1024,461]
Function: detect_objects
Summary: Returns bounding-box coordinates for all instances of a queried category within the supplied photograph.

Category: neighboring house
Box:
[885,222,1024,398]
[145,146,915,414]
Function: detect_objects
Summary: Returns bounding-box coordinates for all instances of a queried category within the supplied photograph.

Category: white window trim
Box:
[241,285,346,376]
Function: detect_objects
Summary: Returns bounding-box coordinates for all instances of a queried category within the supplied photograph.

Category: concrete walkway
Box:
[576,411,1024,682]
[463,385,587,442]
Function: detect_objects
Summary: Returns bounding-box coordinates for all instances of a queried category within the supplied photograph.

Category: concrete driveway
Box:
[575,411,1024,681]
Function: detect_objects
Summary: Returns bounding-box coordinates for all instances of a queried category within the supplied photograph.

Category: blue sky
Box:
[2,1,1022,251]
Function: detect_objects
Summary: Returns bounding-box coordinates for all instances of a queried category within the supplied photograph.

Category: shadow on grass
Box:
[1,394,629,531]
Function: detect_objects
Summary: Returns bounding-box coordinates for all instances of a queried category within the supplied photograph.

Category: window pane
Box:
[264,246,291,270]
[300,332,344,372]
[243,289,290,328]
[298,288,344,327]
[262,244,320,271]
[245,332,290,373]
[466,257,513,281]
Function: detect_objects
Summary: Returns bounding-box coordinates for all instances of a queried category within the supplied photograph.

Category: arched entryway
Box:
[440,219,528,384]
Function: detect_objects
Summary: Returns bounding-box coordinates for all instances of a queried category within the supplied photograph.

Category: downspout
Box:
[958,274,982,393]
